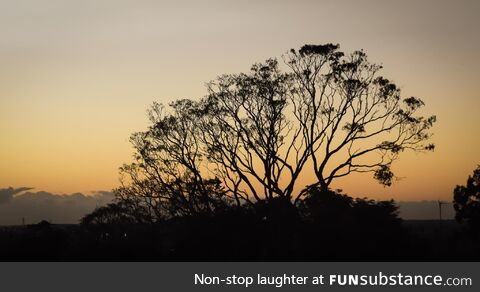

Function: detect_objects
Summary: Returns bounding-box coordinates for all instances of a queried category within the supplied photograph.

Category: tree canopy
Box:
[454,165,480,231]
[113,43,436,221]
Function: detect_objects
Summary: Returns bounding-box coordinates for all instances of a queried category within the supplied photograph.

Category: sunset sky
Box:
[1,0,479,201]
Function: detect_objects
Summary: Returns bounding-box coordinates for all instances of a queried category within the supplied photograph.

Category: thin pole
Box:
[439,201,442,221]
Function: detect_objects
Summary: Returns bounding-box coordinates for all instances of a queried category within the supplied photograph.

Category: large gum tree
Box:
[115,44,436,220]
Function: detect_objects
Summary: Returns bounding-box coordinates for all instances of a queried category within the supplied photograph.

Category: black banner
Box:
[0,262,477,292]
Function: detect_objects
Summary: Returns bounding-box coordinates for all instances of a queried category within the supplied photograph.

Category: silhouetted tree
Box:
[81,201,142,225]
[199,44,435,205]
[115,100,234,221]
[300,187,404,260]
[114,43,435,219]
[302,187,401,226]
[454,165,480,231]
[284,45,435,195]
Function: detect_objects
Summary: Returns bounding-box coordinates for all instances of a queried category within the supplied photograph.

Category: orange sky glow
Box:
[1,0,479,201]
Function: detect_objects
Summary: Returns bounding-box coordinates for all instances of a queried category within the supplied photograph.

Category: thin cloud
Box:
[0,187,455,224]
[0,187,114,225]
[0,187,34,204]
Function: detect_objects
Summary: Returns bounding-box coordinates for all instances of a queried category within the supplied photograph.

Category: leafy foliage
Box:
[454,166,480,231]
[302,187,401,227]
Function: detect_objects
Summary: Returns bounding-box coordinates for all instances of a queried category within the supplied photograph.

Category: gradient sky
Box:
[1,0,479,201]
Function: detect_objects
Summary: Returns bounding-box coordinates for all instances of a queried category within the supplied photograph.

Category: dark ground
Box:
[0,219,479,261]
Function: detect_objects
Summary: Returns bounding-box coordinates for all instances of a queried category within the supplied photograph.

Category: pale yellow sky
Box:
[1,0,479,200]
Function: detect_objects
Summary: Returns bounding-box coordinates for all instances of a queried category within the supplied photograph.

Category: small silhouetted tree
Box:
[114,43,435,220]
[302,187,401,227]
[454,165,480,231]
[81,201,151,225]
[300,187,403,259]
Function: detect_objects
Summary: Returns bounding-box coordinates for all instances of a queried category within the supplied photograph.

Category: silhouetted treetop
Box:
[454,165,480,231]
[295,43,340,57]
